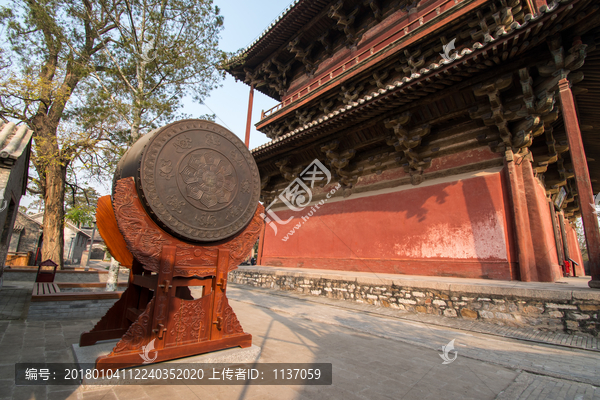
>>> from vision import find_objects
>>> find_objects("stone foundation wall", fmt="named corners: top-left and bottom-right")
top-left (27, 298), bottom-right (119, 320)
top-left (229, 269), bottom-right (600, 337)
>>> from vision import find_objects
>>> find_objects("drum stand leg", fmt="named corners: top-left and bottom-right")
top-left (91, 246), bottom-right (251, 370)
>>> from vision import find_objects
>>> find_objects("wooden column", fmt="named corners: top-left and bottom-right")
top-left (522, 157), bottom-right (561, 281)
top-left (504, 152), bottom-right (536, 281)
top-left (549, 201), bottom-right (565, 267)
top-left (558, 211), bottom-right (571, 262)
top-left (558, 78), bottom-right (600, 288)
top-left (244, 85), bottom-right (254, 148)
top-left (256, 220), bottom-right (266, 266)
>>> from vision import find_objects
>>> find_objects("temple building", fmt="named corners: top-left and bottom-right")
top-left (224, 0), bottom-right (600, 286)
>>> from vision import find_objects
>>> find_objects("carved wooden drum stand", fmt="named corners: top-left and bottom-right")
top-left (79, 120), bottom-right (263, 370)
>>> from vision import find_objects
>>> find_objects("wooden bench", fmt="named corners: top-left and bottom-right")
top-left (32, 282), bottom-right (61, 296)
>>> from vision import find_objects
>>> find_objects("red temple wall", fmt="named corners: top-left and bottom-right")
top-left (261, 170), bottom-right (518, 280)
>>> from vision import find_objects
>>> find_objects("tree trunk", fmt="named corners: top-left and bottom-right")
top-left (41, 161), bottom-right (67, 267)
top-left (130, 95), bottom-right (143, 141)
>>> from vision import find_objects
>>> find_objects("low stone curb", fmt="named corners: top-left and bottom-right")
top-left (230, 267), bottom-right (600, 351)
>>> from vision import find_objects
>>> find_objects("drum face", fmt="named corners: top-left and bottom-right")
top-left (113, 120), bottom-right (260, 242)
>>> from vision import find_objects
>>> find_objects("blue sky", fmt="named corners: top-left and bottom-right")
top-left (183, 0), bottom-right (293, 150)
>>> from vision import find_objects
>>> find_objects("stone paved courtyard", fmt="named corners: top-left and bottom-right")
top-left (0, 286), bottom-right (29, 320)
top-left (0, 281), bottom-right (598, 400)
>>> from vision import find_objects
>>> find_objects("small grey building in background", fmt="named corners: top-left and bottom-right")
top-left (6, 211), bottom-right (42, 266)
top-left (28, 212), bottom-right (91, 266)
top-left (0, 122), bottom-right (33, 288)
top-left (81, 227), bottom-right (106, 260)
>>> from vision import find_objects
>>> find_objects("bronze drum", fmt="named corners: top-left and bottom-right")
top-left (113, 119), bottom-right (260, 242)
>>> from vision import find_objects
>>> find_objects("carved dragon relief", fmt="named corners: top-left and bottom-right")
top-left (114, 180), bottom-right (166, 272)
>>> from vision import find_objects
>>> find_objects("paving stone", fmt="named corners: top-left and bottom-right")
top-left (496, 372), bottom-right (600, 400)
top-left (82, 388), bottom-right (118, 400)
top-left (11, 385), bottom-right (47, 400)
top-left (228, 285), bottom-right (600, 386)
top-left (48, 390), bottom-right (80, 400)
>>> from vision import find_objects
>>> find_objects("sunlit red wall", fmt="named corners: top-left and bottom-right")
top-left (261, 171), bottom-right (519, 280)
